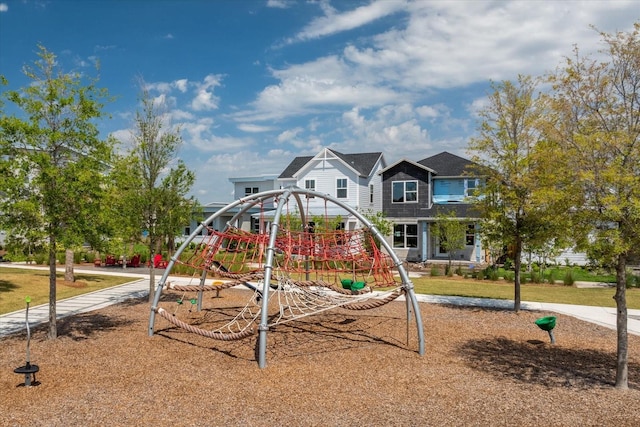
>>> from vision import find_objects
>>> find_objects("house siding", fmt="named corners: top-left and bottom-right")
top-left (381, 163), bottom-right (430, 217)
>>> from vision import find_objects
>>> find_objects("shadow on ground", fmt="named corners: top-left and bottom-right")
top-left (0, 279), bottom-right (18, 293)
top-left (457, 336), bottom-right (640, 390)
top-left (52, 312), bottom-right (136, 341)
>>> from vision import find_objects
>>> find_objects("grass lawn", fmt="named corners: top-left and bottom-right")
top-left (410, 276), bottom-right (640, 309)
top-left (0, 267), bottom-right (137, 314)
top-left (2, 266), bottom-right (639, 315)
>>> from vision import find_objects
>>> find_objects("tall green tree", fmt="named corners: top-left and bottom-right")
top-left (113, 82), bottom-right (196, 302)
top-left (0, 46), bottom-right (114, 338)
top-left (546, 23), bottom-right (640, 389)
top-left (468, 75), bottom-right (568, 312)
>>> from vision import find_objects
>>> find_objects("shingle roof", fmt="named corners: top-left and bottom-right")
top-left (418, 151), bottom-right (476, 176)
top-left (331, 150), bottom-right (383, 176)
top-left (278, 156), bottom-right (313, 179)
top-left (278, 149), bottom-right (383, 178)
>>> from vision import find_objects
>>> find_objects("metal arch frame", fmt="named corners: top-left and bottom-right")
top-left (148, 186), bottom-right (425, 368)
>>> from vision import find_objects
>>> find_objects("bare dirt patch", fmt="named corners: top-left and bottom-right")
top-left (60, 280), bottom-right (88, 289)
top-left (1, 289), bottom-right (639, 426)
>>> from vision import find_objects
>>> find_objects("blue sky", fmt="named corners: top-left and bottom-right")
top-left (1, 1), bottom-right (638, 203)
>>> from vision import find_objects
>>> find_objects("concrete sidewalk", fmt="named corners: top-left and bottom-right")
top-left (1, 264), bottom-right (640, 338)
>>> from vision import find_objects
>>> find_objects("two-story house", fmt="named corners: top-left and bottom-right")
top-left (275, 148), bottom-right (385, 231)
top-left (379, 151), bottom-right (484, 264)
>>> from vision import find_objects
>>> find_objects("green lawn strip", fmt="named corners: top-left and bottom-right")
top-left (0, 268), bottom-right (136, 314)
top-left (2, 267), bottom-right (639, 316)
top-left (411, 277), bottom-right (640, 309)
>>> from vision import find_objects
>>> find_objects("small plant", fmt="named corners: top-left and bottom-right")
top-left (430, 265), bottom-right (441, 277)
top-left (546, 271), bottom-right (556, 284)
top-left (454, 265), bottom-right (463, 276)
top-left (530, 271), bottom-right (542, 284)
top-left (485, 267), bottom-right (499, 281)
top-left (34, 253), bottom-right (47, 265)
top-left (563, 269), bottom-right (575, 286)
top-left (626, 270), bottom-right (639, 288)
top-left (503, 271), bottom-right (514, 282)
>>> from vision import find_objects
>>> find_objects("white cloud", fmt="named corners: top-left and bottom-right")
top-left (266, 0), bottom-right (293, 9)
top-left (291, 0), bottom-right (408, 43)
top-left (191, 74), bottom-right (222, 111)
top-left (235, 55), bottom-right (405, 122)
top-left (174, 79), bottom-right (188, 93)
top-left (341, 1), bottom-right (637, 90)
top-left (237, 123), bottom-right (277, 133)
top-left (0, 3), bottom-right (7, 12)
top-left (277, 127), bottom-right (304, 143)
top-left (340, 106), bottom-right (431, 162)
top-left (169, 109), bottom-right (194, 121)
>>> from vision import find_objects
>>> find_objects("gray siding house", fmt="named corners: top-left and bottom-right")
top-left (380, 151), bottom-right (484, 263)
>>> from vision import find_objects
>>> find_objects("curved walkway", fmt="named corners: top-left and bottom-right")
top-left (1, 264), bottom-right (639, 338)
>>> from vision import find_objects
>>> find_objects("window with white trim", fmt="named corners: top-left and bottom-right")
top-left (466, 224), bottom-right (475, 245)
top-left (393, 224), bottom-right (418, 248)
top-left (465, 179), bottom-right (478, 197)
top-left (336, 178), bottom-right (347, 198)
top-left (244, 187), bottom-right (259, 197)
top-left (392, 180), bottom-right (418, 203)
top-left (305, 179), bottom-right (316, 191)
top-left (369, 184), bottom-right (374, 204)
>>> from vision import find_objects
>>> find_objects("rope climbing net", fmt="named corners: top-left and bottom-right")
top-left (148, 187), bottom-right (425, 366)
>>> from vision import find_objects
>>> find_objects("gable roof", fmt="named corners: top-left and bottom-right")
top-left (418, 151), bottom-right (476, 177)
top-left (279, 148), bottom-right (383, 179)
top-left (378, 158), bottom-right (436, 175)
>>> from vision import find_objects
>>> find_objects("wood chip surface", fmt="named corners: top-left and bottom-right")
top-left (1, 289), bottom-right (639, 426)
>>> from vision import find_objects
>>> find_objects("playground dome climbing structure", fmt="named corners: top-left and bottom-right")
top-left (148, 187), bottom-right (425, 368)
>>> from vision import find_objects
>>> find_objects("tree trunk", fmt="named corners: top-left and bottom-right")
top-left (512, 237), bottom-right (522, 313)
top-left (149, 240), bottom-right (155, 303)
top-left (64, 248), bottom-right (75, 282)
top-left (614, 255), bottom-right (628, 390)
top-left (48, 235), bottom-right (57, 339)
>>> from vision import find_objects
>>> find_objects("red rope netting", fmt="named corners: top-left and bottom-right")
top-left (179, 226), bottom-right (398, 288)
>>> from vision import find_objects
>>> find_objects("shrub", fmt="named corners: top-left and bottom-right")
top-left (563, 269), bottom-right (575, 286)
top-left (503, 271), bottom-right (514, 282)
top-left (546, 271), bottom-right (556, 284)
top-left (85, 252), bottom-right (96, 263)
top-left (486, 268), bottom-right (499, 281)
top-left (430, 265), bottom-right (441, 277)
top-left (454, 265), bottom-right (463, 276)
top-left (34, 253), bottom-right (47, 265)
top-left (445, 265), bottom-right (453, 277)
top-left (626, 271), bottom-right (639, 288)
top-left (530, 271), bottom-right (542, 284)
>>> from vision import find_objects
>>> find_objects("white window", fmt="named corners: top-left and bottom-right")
top-left (393, 224), bottom-right (418, 248)
top-left (392, 181), bottom-right (418, 203)
top-left (336, 178), bottom-right (347, 198)
top-left (305, 179), bottom-right (316, 191)
top-left (369, 184), bottom-right (374, 204)
top-left (244, 187), bottom-right (259, 197)
top-left (466, 224), bottom-right (475, 245)
top-left (465, 179), bottom-right (478, 197)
